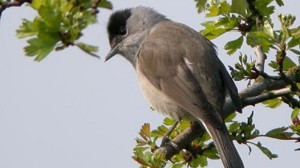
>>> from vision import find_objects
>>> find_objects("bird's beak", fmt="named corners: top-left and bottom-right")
top-left (105, 44), bottom-right (120, 62)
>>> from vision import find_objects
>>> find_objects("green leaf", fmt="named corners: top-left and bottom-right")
top-left (262, 98), bottom-right (282, 108)
top-left (255, 0), bottom-right (275, 16)
top-left (163, 117), bottom-right (175, 126)
top-left (269, 60), bottom-right (277, 70)
top-left (282, 56), bottom-right (297, 70)
top-left (31, 0), bottom-right (43, 9)
top-left (76, 42), bottom-right (100, 58)
top-left (288, 37), bottom-right (300, 48)
top-left (224, 36), bottom-right (243, 55)
top-left (139, 123), bottom-right (150, 140)
top-left (263, 20), bottom-right (275, 38)
top-left (275, 0), bottom-right (284, 6)
top-left (190, 156), bottom-right (207, 167)
top-left (225, 112), bottom-right (237, 122)
top-left (16, 19), bottom-right (39, 38)
top-left (203, 148), bottom-right (219, 159)
top-left (246, 31), bottom-right (274, 52)
top-left (291, 26), bottom-right (300, 39)
top-left (98, 0), bottom-right (113, 10)
top-left (228, 122), bottom-right (240, 133)
top-left (270, 56), bottom-right (297, 71)
top-left (219, 1), bottom-right (231, 15)
top-left (206, 1), bottom-right (230, 17)
top-left (206, 5), bottom-right (219, 17)
top-left (255, 142), bottom-right (278, 159)
top-left (196, 0), bottom-right (207, 13)
top-left (265, 127), bottom-right (292, 140)
top-left (291, 108), bottom-right (300, 120)
top-left (231, 0), bottom-right (249, 16)
top-left (201, 17), bottom-right (239, 39)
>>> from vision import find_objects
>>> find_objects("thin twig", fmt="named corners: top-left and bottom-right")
top-left (0, 0), bottom-right (32, 17)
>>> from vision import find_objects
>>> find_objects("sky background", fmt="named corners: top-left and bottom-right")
top-left (0, 0), bottom-right (299, 167)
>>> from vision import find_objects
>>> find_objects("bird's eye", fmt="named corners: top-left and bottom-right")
top-left (119, 26), bottom-right (127, 35)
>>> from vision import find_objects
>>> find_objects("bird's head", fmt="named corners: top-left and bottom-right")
top-left (105, 6), bottom-right (168, 64)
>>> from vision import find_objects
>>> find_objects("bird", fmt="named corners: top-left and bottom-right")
top-left (105, 6), bottom-right (244, 168)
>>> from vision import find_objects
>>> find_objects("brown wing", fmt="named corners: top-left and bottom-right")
top-left (136, 21), bottom-right (229, 128)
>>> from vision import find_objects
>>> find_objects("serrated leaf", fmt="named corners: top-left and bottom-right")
top-left (255, 142), bottom-right (278, 159)
top-left (139, 123), bottom-right (150, 140)
top-left (196, 0), bottom-right (207, 13)
top-left (201, 17), bottom-right (239, 39)
top-left (255, 0), bottom-right (275, 16)
top-left (16, 19), bottom-right (39, 38)
top-left (34, 45), bottom-right (55, 61)
top-left (246, 31), bottom-right (274, 52)
top-left (24, 31), bottom-right (59, 61)
top-left (290, 49), bottom-right (300, 55)
top-left (219, 1), bottom-right (231, 15)
top-left (136, 138), bottom-right (147, 146)
top-left (206, 5), bottom-right (219, 17)
top-left (224, 36), bottom-right (243, 55)
top-left (231, 0), bottom-right (249, 16)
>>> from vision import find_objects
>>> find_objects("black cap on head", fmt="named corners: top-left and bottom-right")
top-left (107, 9), bottom-right (132, 46)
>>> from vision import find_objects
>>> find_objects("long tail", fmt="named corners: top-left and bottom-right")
top-left (204, 123), bottom-right (244, 168)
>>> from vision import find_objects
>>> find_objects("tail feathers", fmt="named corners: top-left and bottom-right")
top-left (205, 123), bottom-right (244, 168)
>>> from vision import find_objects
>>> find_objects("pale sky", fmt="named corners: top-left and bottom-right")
top-left (0, 0), bottom-right (299, 168)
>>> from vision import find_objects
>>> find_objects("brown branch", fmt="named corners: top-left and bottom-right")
top-left (0, 0), bottom-right (32, 17)
top-left (158, 74), bottom-right (300, 159)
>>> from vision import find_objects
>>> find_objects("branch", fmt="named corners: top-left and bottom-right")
top-left (0, 0), bottom-right (32, 17)
top-left (254, 46), bottom-right (266, 72)
top-left (243, 87), bottom-right (291, 106)
top-left (158, 74), bottom-right (300, 159)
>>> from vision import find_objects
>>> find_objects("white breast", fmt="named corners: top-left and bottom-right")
top-left (136, 66), bottom-right (193, 120)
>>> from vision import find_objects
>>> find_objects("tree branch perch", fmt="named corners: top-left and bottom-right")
top-left (158, 74), bottom-right (300, 159)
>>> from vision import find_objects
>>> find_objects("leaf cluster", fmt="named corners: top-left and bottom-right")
top-left (16, 0), bottom-right (112, 61)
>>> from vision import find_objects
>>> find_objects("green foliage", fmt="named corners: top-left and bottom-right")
top-left (262, 98), bottom-right (282, 108)
top-left (198, 0), bottom-right (300, 60)
top-left (224, 36), bottom-right (243, 55)
top-left (133, 111), bottom-right (299, 167)
top-left (229, 54), bottom-right (255, 81)
top-left (16, 0), bottom-right (112, 61)
top-left (252, 142), bottom-right (278, 159)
